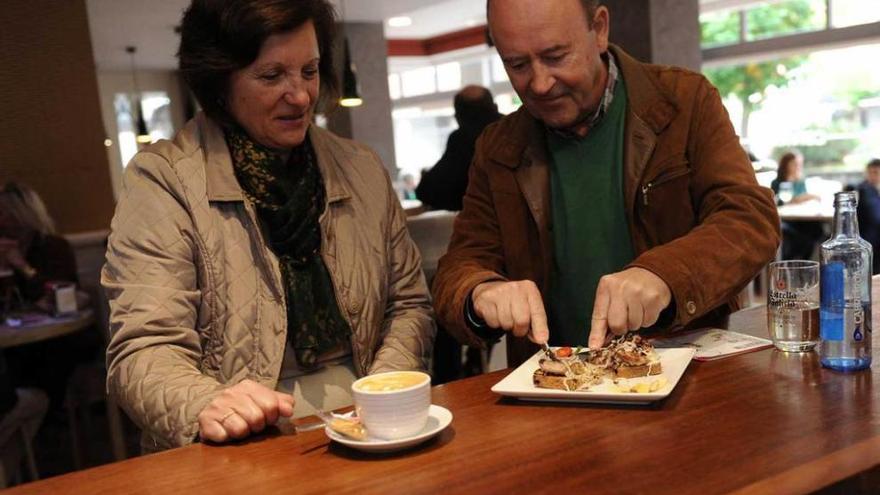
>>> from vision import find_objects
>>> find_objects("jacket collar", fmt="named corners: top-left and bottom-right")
top-left (198, 113), bottom-right (351, 204)
top-left (488, 44), bottom-right (678, 171)
top-left (611, 45), bottom-right (678, 135)
top-left (308, 125), bottom-right (354, 204)
top-left (199, 113), bottom-right (242, 202)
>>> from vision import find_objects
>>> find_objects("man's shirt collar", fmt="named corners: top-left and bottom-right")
top-left (549, 51), bottom-right (619, 139)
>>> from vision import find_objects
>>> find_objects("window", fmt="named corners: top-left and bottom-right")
top-left (436, 62), bottom-right (462, 92)
top-left (388, 46), bottom-right (516, 185)
top-left (705, 44), bottom-right (880, 173)
top-left (459, 59), bottom-right (484, 87)
top-left (388, 73), bottom-right (401, 100)
top-left (491, 54), bottom-right (508, 83)
top-left (745, 0), bottom-right (826, 41)
top-left (700, 10), bottom-right (740, 48)
top-left (700, 0), bottom-right (833, 47)
top-left (114, 91), bottom-right (173, 167)
top-left (401, 67), bottom-right (437, 97)
top-left (494, 92), bottom-right (522, 115)
top-left (392, 106), bottom-right (456, 182)
top-left (831, 0), bottom-right (880, 28)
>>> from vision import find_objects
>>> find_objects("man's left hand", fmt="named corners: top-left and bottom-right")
top-left (587, 268), bottom-right (672, 350)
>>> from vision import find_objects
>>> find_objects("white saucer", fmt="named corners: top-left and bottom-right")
top-left (325, 404), bottom-right (452, 453)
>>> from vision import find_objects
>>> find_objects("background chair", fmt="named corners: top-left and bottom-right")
top-left (0, 388), bottom-right (48, 488)
top-left (405, 210), bottom-right (458, 283)
top-left (64, 233), bottom-right (127, 468)
top-left (406, 211), bottom-right (490, 382)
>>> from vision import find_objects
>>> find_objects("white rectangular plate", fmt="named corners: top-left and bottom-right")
top-left (491, 347), bottom-right (697, 405)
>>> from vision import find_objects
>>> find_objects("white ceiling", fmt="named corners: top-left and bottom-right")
top-left (86, 0), bottom-right (487, 71)
top-left (86, 0), bottom-right (738, 71)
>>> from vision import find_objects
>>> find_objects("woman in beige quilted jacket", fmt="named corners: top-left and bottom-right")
top-left (101, 0), bottom-right (435, 452)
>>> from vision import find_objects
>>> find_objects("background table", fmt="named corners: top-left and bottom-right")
top-left (7, 285), bottom-right (879, 494)
top-left (778, 201), bottom-right (834, 223)
top-left (0, 309), bottom-right (94, 349)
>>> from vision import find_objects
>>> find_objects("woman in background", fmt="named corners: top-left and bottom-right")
top-left (771, 151), bottom-right (824, 259)
top-left (771, 151), bottom-right (820, 205)
top-left (0, 184), bottom-right (77, 304)
top-left (102, 0), bottom-right (434, 452)
top-left (0, 184), bottom-right (99, 410)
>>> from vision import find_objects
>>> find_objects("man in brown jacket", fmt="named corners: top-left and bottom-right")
top-left (433, 0), bottom-right (780, 366)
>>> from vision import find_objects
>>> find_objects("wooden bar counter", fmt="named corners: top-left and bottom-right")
top-left (8, 281), bottom-right (880, 494)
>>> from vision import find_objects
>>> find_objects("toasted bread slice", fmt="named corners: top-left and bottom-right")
top-left (615, 361), bottom-right (662, 379)
top-left (533, 369), bottom-right (590, 391)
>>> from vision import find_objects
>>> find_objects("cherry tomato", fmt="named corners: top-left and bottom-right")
top-left (556, 346), bottom-right (573, 358)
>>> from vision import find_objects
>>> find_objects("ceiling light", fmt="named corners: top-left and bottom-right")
top-left (388, 16), bottom-right (412, 28)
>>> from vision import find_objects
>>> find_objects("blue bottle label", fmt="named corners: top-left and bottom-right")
top-left (820, 262), bottom-right (845, 341)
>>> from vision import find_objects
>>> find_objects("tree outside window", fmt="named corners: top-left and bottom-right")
top-left (700, 1), bottom-right (880, 174)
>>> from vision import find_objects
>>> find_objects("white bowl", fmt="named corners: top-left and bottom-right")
top-left (352, 371), bottom-right (431, 440)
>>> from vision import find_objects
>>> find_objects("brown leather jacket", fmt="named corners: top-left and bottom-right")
top-left (433, 46), bottom-right (780, 367)
top-left (103, 114), bottom-right (435, 451)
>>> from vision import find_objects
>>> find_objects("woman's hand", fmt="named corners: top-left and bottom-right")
top-left (789, 193), bottom-right (821, 204)
top-left (197, 379), bottom-right (295, 443)
top-left (0, 238), bottom-right (26, 271)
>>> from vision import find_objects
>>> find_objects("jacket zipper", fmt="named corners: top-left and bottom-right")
top-left (318, 212), bottom-right (363, 377)
top-left (322, 249), bottom-right (361, 375)
top-left (641, 167), bottom-right (691, 206)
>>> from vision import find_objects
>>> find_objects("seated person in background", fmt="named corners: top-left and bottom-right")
top-left (771, 151), bottom-right (824, 259)
top-left (770, 151), bottom-right (820, 205)
top-left (0, 184), bottom-right (78, 304)
top-left (432, 0), bottom-right (780, 366)
top-left (416, 85), bottom-right (502, 211)
top-left (103, 0), bottom-right (434, 452)
top-left (416, 86), bottom-right (503, 382)
top-left (856, 159), bottom-right (880, 274)
top-left (0, 184), bottom-right (100, 410)
top-left (400, 173), bottom-right (418, 200)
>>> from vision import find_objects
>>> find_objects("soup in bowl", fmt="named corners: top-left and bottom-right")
top-left (352, 371), bottom-right (431, 440)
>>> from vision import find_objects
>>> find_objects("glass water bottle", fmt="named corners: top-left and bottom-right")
top-left (819, 191), bottom-right (872, 371)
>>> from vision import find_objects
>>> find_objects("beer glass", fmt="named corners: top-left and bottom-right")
top-left (767, 260), bottom-right (820, 352)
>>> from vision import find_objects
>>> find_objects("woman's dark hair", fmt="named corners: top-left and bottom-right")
top-left (776, 151), bottom-right (802, 182)
top-left (178, 0), bottom-right (339, 125)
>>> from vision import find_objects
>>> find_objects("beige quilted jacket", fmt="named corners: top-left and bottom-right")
top-left (102, 113), bottom-right (435, 452)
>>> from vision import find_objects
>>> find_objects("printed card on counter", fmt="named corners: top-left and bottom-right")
top-left (651, 328), bottom-right (774, 361)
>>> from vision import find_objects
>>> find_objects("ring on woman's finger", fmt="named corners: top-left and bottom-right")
top-left (219, 410), bottom-right (237, 423)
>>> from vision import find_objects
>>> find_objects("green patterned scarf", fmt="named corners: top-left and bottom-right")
top-left (225, 127), bottom-right (351, 370)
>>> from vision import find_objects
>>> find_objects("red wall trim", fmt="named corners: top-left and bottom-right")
top-left (388, 25), bottom-right (489, 57)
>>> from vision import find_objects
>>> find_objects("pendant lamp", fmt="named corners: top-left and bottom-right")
top-left (126, 46), bottom-right (152, 144)
top-left (338, 0), bottom-right (363, 108)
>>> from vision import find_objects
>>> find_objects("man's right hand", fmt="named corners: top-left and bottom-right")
top-left (197, 379), bottom-right (295, 443)
top-left (471, 280), bottom-right (549, 343)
